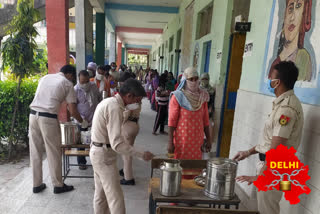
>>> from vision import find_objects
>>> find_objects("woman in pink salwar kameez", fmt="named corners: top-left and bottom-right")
top-left (168, 67), bottom-right (212, 178)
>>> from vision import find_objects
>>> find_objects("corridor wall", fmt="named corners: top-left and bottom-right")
top-left (229, 0), bottom-right (320, 213)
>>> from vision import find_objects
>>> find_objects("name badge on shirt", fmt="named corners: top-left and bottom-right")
top-left (279, 115), bottom-right (290, 126)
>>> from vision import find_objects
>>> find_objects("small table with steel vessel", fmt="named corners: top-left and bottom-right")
top-left (148, 177), bottom-right (241, 214)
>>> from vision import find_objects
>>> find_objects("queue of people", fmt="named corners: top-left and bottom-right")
top-left (28, 61), bottom-right (155, 214)
top-left (27, 60), bottom-right (303, 214)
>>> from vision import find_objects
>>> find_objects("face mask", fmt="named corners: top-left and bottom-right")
top-left (96, 73), bottom-right (103, 80)
top-left (186, 80), bottom-right (200, 92)
top-left (111, 66), bottom-right (116, 70)
top-left (267, 79), bottom-right (279, 94)
top-left (79, 83), bottom-right (90, 92)
top-left (88, 70), bottom-right (94, 78)
top-left (201, 79), bottom-right (209, 87)
top-left (126, 103), bottom-right (140, 110)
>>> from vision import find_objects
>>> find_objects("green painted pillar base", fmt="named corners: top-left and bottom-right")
top-left (96, 13), bottom-right (105, 65)
top-left (121, 48), bottom-right (125, 65)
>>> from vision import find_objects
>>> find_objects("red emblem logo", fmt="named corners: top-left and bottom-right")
top-left (279, 115), bottom-right (290, 126)
top-left (253, 144), bottom-right (311, 204)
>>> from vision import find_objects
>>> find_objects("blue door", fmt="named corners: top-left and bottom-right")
top-left (176, 52), bottom-right (180, 80)
top-left (204, 41), bottom-right (212, 73)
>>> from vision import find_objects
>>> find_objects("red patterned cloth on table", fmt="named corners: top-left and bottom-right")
top-left (168, 94), bottom-right (209, 160)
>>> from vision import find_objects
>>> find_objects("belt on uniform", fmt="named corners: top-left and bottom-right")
top-left (30, 110), bottom-right (57, 119)
top-left (92, 142), bottom-right (111, 148)
top-left (128, 117), bottom-right (139, 123)
top-left (259, 153), bottom-right (266, 161)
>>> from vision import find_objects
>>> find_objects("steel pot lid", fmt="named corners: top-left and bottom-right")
top-left (208, 158), bottom-right (238, 167)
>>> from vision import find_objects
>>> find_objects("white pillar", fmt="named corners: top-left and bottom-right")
top-left (109, 32), bottom-right (116, 63)
top-left (76, 0), bottom-right (93, 71)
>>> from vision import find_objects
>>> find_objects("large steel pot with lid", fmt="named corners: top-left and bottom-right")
top-left (204, 157), bottom-right (238, 200)
top-left (159, 159), bottom-right (182, 197)
top-left (60, 122), bottom-right (79, 145)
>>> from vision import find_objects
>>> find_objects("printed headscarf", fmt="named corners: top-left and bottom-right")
top-left (171, 67), bottom-right (209, 111)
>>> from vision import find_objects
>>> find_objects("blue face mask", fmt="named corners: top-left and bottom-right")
top-left (267, 79), bottom-right (279, 94)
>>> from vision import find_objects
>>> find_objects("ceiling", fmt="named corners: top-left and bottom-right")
top-left (118, 32), bottom-right (161, 46)
top-left (104, 0), bottom-right (182, 50)
top-left (109, 10), bottom-right (172, 29)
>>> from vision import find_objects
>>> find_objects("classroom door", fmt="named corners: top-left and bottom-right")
top-left (219, 33), bottom-right (246, 158)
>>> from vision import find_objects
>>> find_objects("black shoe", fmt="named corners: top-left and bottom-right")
top-left (120, 178), bottom-right (135, 186)
top-left (33, 183), bottom-right (46, 193)
top-left (79, 165), bottom-right (87, 170)
top-left (53, 184), bottom-right (74, 194)
top-left (119, 169), bottom-right (124, 177)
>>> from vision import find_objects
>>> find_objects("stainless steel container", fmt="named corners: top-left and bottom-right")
top-left (60, 122), bottom-right (79, 145)
top-left (204, 158), bottom-right (238, 200)
top-left (159, 159), bottom-right (182, 197)
top-left (102, 91), bottom-right (108, 99)
top-left (202, 151), bottom-right (216, 160)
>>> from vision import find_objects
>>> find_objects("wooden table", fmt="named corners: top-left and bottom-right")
top-left (149, 178), bottom-right (241, 214)
top-left (61, 144), bottom-right (93, 180)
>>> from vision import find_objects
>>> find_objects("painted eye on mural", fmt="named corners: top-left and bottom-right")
top-left (295, 2), bottom-right (302, 9)
top-left (288, 5), bottom-right (294, 13)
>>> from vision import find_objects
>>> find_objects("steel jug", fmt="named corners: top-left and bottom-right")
top-left (159, 159), bottom-right (182, 197)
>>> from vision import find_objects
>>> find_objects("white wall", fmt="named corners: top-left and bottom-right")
top-left (230, 89), bottom-right (320, 214)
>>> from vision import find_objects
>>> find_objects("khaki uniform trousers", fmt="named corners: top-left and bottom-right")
top-left (28, 114), bottom-right (63, 187)
top-left (256, 161), bottom-right (283, 214)
top-left (90, 145), bottom-right (125, 214)
top-left (121, 121), bottom-right (140, 180)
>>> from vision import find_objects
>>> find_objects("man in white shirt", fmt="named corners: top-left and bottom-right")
top-left (29, 65), bottom-right (88, 194)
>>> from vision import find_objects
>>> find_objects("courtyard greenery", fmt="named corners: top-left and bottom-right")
top-left (1, 0), bottom-right (40, 159)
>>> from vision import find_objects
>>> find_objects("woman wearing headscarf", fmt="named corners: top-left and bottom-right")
top-left (168, 67), bottom-right (212, 171)
top-left (200, 73), bottom-right (215, 120)
top-left (166, 72), bottom-right (176, 92)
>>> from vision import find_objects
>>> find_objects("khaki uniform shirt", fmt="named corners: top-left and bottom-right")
top-left (255, 90), bottom-right (304, 154)
top-left (123, 103), bottom-right (142, 122)
top-left (30, 73), bottom-right (76, 114)
top-left (91, 94), bottom-right (144, 158)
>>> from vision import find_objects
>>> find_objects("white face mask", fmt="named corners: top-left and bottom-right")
top-left (111, 66), bottom-right (116, 70)
top-left (126, 103), bottom-right (140, 110)
top-left (96, 73), bottom-right (103, 80)
top-left (79, 83), bottom-right (90, 92)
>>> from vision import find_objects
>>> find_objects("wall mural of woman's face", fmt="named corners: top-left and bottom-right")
top-left (284, 0), bottom-right (304, 43)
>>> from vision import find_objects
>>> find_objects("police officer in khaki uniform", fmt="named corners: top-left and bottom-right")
top-left (233, 61), bottom-right (304, 214)
top-left (90, 78), bottom-right (154, 214)
top-left (29, 65), bottom-right (89, 194)
top-left (118, 72), bottom-right (142, 185)
top-left (119, 102), bottom-right (141, 185)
